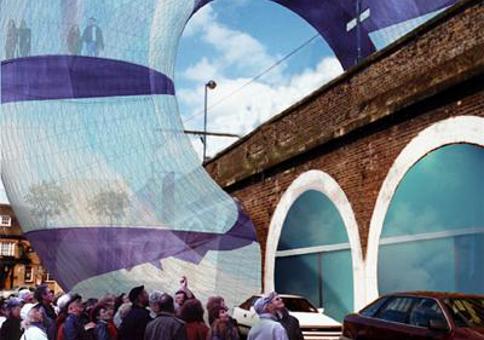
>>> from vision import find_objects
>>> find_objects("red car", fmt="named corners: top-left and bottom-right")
top-left (341, 292), bottom-right (484, 339)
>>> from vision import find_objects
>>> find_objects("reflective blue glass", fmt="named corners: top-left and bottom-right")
top-left (275, 190), bottom-right (353, 321)
top-left (278, 190), bottom-right (348, 250)
top-left (379, 144), bottom-right (484, 295)
top-left (321, 250), bottom-right (353, 321)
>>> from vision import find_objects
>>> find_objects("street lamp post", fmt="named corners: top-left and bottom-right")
top-left (203, 80), bottom-right (217, 162)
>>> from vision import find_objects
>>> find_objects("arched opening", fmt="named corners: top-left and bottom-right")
top-left (367, 116), bottom-right (484, 301)
top-left (378, 143), bottom-right (484, 294)
top-left (265, 170), bottom-right (364, 321)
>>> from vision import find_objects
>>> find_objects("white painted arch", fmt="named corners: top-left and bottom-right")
top-left (366, 115), bottom-right (484, 302)
top-left (264, 169), bottom-right (366, 311)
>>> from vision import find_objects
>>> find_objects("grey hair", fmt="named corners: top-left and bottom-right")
top-left (149, 290), bottom-right (164, 305)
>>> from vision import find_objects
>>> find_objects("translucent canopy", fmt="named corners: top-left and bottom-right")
top-left (0, 0), bottom-right (261, 304)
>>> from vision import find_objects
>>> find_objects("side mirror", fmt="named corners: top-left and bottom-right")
top-left (317, 308), bottom-right (325, 314)
top-left (429, 319), bottom-right (449, 332)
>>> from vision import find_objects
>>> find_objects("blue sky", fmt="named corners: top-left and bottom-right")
top-left (175, 0), bottom-right (343, 160)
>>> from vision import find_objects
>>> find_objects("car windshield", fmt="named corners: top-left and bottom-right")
top-left (282, 297), bottom-right (318, 313)
top-left (443, 297), bottom-right (484, 328)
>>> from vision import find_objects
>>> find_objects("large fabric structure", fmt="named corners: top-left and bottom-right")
top-left (0, 0), bottom-right (456, 303)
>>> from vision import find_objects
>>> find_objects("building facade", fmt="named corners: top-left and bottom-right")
top-left (0, 204), bottom-right (61, 295)
top-left (206, 0), bottom-right (483, 321)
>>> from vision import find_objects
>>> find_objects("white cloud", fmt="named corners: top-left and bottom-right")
top-left (180, 56), bottom-right (343, 159)
top-left (178, 3), bottom-right (343, 161)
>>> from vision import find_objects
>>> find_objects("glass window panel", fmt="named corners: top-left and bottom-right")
top-left (275, 254), bottom-right (320, 308)
top-left (409, 298), bottom-right (446, 328)
top-left (278, 190), bottom-right (348, 250)
top-left (375, 296), bottom-right (416, 324)
top-left (379, 238), bottom-right (456, 294)
top-left (321, 250), bottom-right (353, 321)
top-left (379, 144), bottom-right (484, 295)
top-left (382, 144), bottom-right (484, 238)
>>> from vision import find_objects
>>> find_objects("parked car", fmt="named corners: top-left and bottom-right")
top-left (232, 294), bottom-right (342, 339)
top-left (340, 291), bottom-right (484, 340)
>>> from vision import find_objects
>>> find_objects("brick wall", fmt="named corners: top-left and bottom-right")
top-left (205, 0), bottom-right (484, 275)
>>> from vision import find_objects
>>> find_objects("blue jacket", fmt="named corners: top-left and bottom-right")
top-left (247, 313), bottom-right (289, 340)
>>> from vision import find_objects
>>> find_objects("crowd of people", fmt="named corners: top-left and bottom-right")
top-left (0, 277), bottom-right (303, 340)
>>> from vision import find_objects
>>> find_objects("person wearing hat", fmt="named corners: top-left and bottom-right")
top-left (119, 285), bottom-right (151, 340)
top-left (18, 289), bottom-right (34, 305)
top-left (0, 297), bottom-right (23, 340)
top-left (247, 292), bottom-right (289, 340)
top-left (63, 294), bottom-right (95, 340)
top-left (20, 303), bottom-right (48, 340)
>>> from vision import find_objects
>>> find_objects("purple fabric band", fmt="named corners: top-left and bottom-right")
top-left (1, 55), bottom-right (175, 103)
top-left (24, 207), bottom-right (258, 290)
top-left (193, 0), bottom-right (456, 69)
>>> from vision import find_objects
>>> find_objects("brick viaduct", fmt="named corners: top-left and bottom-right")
top-left (205, 0), bottom-right (484, 306)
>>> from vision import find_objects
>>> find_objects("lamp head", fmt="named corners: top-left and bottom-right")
top-left (206, 80), bottom-right (217, 90)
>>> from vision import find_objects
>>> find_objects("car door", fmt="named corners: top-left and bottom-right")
top-left (406, 298), bottom-right (451, 339)
top-left (364, 296), bottom-right (417, 340)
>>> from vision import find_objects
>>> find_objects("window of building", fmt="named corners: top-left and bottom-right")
top-left (0, 242), bottom-right (16, 256)
top-left (24, 265), bottom-right (34, 282)
top-left (0, 215), bottom-right (11, 227)
top-left (378, 144), bottom-right (484, 295)
top-left (43, 271), bottom-right (55, 282)
top-left (275, 190), bottom-right (353, 321)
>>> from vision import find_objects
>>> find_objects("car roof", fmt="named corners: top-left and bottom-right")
top-left (382, 291), bottom-right (484, 300)
top-left (253, 294), bottom-right (305, 299)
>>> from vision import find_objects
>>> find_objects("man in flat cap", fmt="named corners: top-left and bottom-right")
top-left (248, 292), bottom-right (289, 340)
top-left (119, 285), bottom-right (151, 340)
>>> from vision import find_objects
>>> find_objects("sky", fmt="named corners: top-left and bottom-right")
top-left (176, 0), bottom-right (343, 161)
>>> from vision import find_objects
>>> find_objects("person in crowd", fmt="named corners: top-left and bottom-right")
top-left (63, 294), bottom-right (95, 340)
top-left (174, 276), bottom-right (195, 314)
top-left (34, 284), bottom-right (57, 340)
top-left (5, 19), bottom-right (17, 59)
top-left (144, 292), bottom-right (187, 340)
top-left (178, 299), bottom-right (208, 340)
top-left (247, 292), bottom-right (289, 340)
top-left (113, 302), bottom-right (131, 329)
top-left (56, 293), bottom-right (72, 340)
top-left (20, 304), bottom-right (48, 340)
top-left (0, 297), bottom-right (23, 340)
top-left (17, 20), bottom-right (31, 57)
top-left (91, 303), bottom-right (114, 340)
top-left (206, 295), bottom-right (239, 331)
top-left (206, 296), bottom-right (225, 326)
top-left (18, 289), bottom-right (35, 305)
top-left (114, 294), bottom-right (128, 315)
top-left (0, 298), bottom-right (7, 329)
top-left (207, 305), bottom-right (239, 340)
top-left (81, 299), bottom-right (98, 326)
top-left (118, 286), bottom-right (151, 340)
top-left (95, 295), bottom-right (117, 340)
top-left (274, 299), bottom-right (303, 340)
top-left (67, 24), bottom-right (82, 55)
top-left (82, 17), bottom-right (104, 56)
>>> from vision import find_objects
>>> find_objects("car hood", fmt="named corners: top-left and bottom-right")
top-left (289, 312), bottom-right (341, 327)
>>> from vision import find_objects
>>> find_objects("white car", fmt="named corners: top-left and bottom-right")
top-left (232, 294), bottom-right (342, 340)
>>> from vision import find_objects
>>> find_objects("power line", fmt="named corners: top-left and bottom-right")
top-left (182, 33), bottom-right (321, 124)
